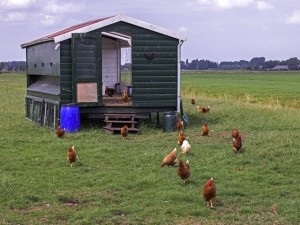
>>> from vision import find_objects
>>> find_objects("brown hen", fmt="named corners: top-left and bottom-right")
top-left (233, 135), bottom-right (242, 153)
top-left (160, 148), bottom-right (177, 167)
top-left (202, 177), bottom-right (216, 208)
top-left (55, 125), bottom-right (65, 138)
top-left (177, 118), bottom-right (184, 130)
top-left (121, 90), bottom-right (128, 103)
top-left (197, 106), bottom-right (210, 114)
top-left (232, 127), bottom-right (239, 140)
top-left (67, 145), bottom-right (78, 167)
top-left (120, 125), bottom-right (128, 139)
top-left (177, 159), bottom-right (190, 183)
top-left (177, 130), bottom-right (186, 146)
top-left (201, 122), bottom-right (209, 136)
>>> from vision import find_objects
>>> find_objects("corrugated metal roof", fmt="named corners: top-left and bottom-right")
top-left (21, 15), bottom-right (186, 48)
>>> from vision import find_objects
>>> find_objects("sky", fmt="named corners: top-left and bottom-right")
top-left (0, 0), bottom-right (300, 63)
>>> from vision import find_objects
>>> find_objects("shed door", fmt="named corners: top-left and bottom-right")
top-left (72, 33), bottom-right (102, 105)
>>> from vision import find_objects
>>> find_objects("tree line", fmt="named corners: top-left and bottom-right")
top-left (181, 57), bottom-right (300, 70)
top-left (1, 57), bottom-right (300, 72)
top-left (0, 61), bottom-right (26, 72)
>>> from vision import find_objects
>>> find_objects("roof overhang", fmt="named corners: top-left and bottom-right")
top-left (21, 15), bottom-right (187, 48)
top-left (102, 31), bottom-right (131, 47)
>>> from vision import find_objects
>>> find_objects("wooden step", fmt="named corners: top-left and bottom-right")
top-left (104, 120), bottom-right (137, 124)
top-left (103, 126), bottom-right (141, 134)
top-left (104, 113), bottom-right (135, 118)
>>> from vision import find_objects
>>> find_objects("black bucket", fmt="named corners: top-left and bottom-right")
top-left (162, 111), bottom-right (177, 132)
top-left (115, 83), bottom-right (121, 94)
top-left (127, 86), bottom-right (132, 97)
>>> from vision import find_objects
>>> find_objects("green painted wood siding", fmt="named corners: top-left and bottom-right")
top-left (58, 21), bottom-right (179, 108)
top-left (95, 22), bottom-right (179, 108)
top-left (131, 26), bottom-right (178, 107)
top-left (60, 40), bottom-right (73, 104)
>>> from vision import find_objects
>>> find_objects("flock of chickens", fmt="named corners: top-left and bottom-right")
top-left (159, 98), bottom-right (243, 208)
top-left (55, 97), bottom-right (243, 209)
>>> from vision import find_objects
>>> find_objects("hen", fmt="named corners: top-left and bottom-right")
top-left (201, 122), bottom-right (209, 136)
top-left (177, 159), bottom-right (190, 183)
top-left (67, 145), bottom-right (78, 167)
top-left (177, 130), bottom-right (186, 146)
top-left (160, 148), bottom-right (178, 167)
top-left (120, 125), bottom-right (128, 139)
top-left (55, 125), bottom-right (65, 138)
top-left (105, 87), bottom-right (115, 97)
top-left (232, 127), bottom-right (239, 140)
top-left (233, 135), bottom-right (242, 153)
top-left (177, 117), bottom-right (184, 130)
top-left (191, 99), bottom-right (195, 105)
top-left (121, 90), bottom-right (128, 103)
top-left (197, 106), bottom-right (210, 114)
top-left (181, 140), bottom-right (191, 155)
top-left (202, 177), bottom-right (216, 208)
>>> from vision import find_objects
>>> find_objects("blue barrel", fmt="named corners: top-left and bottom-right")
top-left (60, 105), bottom-right (80, 133)
top-left (162, 111), bottom-right (177, 132)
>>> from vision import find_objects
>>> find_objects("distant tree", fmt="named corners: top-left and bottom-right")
top-left (287, 57), bottom-right (299, 70)
top-left (263, 60), bottom-right (280, 70)
top-left (250, 57), bottom-right (265, 68)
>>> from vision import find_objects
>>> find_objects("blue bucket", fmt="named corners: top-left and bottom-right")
top-left (162, 111), bottom-right (177, 132)
top-left (60, 105), bottom-right (80, 133)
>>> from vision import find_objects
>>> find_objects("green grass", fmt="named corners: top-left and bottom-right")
top-left (0, 72), bottom-right (300, 224)
top-left (181, 70), bottom-right (300, 108)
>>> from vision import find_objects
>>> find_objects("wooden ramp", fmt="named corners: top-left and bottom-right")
top-left (103, 113), bottom-right (143, 134)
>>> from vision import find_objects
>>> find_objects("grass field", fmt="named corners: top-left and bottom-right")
top-left (181, 70), bottom-right (300, 109)
top-left (0, 71), bottom-right (300, 224)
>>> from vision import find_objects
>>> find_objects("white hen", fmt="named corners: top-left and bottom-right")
top-left (181, 140), bottom-right (191, 155)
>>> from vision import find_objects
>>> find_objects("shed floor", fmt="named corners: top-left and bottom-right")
top-left (102, 95), bottom-right (132, 107)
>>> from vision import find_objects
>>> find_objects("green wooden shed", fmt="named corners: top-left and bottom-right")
top-left (21, 15), bottom-right (186, 131)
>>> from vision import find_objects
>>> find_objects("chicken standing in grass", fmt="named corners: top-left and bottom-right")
top-left (120, 125), bottom-right (128, 139)
top-left (177, 130), bottom-right (186, 146)
top-left (197, 106), bottom-right (210, 114)
top-left (67, 146), bottom-right (78, 167)
top-left (55, 125), bottom-right (65, 138)
top-left (177, 159), bottom-right (190, 183)
top-left (201, 122), bottom-right (209, 136)
top-left (181, 140), bottom-right (191, 155)
top-left (233, 135), bottom-right (242, 153)
top-left (232, 127), bottom-right (239, 140)
top-left (202, 177), bottom-right (216, 208)
top-left (177, 117), bottom-right (184, 130)
top-left (160, 148), bottom-right (178, 167)
top-left (191, 99), bottom-right (195, 105)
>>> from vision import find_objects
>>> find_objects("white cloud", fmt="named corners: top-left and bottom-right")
top-left (0, 0), bottom-right (36, 9)
top-left (216, 0), bottom-right (254, 9)
top-left (40, 14), bottom-right (57, 27)
top-left (256, 1), bottom-right (273, 11)
top-left (0, 11), bottom-right (27, 22)
top-left (189, 0), bottom-right (254, 10)
top-left (45, 1), bottom-right (84, 14)
top-left (286, 10), bottom-right (300, 25)
top-left (178, 26), bottom-right (189, 34)
top-left (188, 0), bottom-right (276, 11)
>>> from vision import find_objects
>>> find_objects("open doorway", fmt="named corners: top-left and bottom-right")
top-left (121, 47), bottom-right (132, 95)
top-left (101, 32), bottom-right (132, 106)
